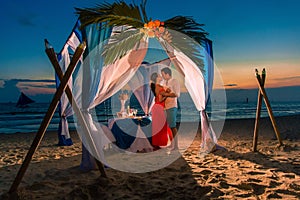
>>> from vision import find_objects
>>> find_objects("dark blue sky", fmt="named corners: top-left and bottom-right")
top-left (0, 0), bottom-right (299, 102)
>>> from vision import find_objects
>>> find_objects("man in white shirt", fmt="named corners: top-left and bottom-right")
top-left (161, 67), bottom-right (180, 150)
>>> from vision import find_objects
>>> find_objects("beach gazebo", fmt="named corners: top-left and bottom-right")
top-left (9, 0), bottom-right (218, 193)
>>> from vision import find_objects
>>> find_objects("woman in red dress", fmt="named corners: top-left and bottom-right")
top-left (150, 72), bottom-right (172, 150)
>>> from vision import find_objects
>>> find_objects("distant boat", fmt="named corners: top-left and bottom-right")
top-left (16, 92), bottom-right (35, 107)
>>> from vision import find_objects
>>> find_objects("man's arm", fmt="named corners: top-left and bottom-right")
top-left (163, 79), bottom-right (180, 98)
top-left (161, 87), bottom-right (178, 98)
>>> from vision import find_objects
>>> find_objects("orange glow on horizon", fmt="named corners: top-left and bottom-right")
top-left (215, 61), bottom-right (300, 89)
top-left (16, 81), bottom-right (56, 95)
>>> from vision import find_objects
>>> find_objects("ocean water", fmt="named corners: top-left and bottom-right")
top-left (0, 100), bottom-right (299, 134)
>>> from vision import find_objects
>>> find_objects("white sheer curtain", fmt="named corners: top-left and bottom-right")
top-left (158, 34), bottom-right (218, 153)
top-left (57, 30), bottom-right (82, 140)
top-left (174, 49), bottom-right (218, 152)
top-left (173, 49), bottom-right (206, 110)
top-left (81, 41), bottom-right (149, 160)
top-left (92, 44), bottom-right (147, 107)
top-left (77, 24), bottom-right (149, 166)
top-left (200, 39), bottom-right (218, 152)
top-left (78, 22), bottom-right (113, 170)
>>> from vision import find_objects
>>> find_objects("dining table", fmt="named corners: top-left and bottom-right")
top-left (108, 116), bottom-right (153, 152)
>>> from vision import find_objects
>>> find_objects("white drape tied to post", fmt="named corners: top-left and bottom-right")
top-left (159, 35), bottom-right (218, 152)
top-left (173, 49), bottom-right (218, 151)
top-left (56, 31), bottom-right (82, 139)
top-left (200, 39), bottom-right (218, 152)
top-left (200, 110), bottom-right (218, 152)
top-left (84, 41), bottom-right (149, 163)
top-left (77, 22), bottom-right (114, 170)
top-left (60, 115), bottom-right (70, 138)
top-left (77, 24), bottom-right (149, 165)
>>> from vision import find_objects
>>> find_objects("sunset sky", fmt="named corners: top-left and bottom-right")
top-left (0, 0), bottom-right (299, 102)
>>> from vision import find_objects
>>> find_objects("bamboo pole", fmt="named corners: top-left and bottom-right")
top-left (9, 41), bottom-right (86, 194)
top-left (255, 69), bottom-right (283, 147)
top-left (253, 69), bottom-right (266, 152)
top-left (44, 40), bottom-right (107, 177)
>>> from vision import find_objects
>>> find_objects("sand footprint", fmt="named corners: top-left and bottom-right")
top-left (247, 171), bottom-right (265, 175)
top-left (268, 180), bottom-right (283, 188)
top-left (289, 181), bottom-right (300, 191)
top-left (235, 182), bottom-right (267, 195)
top-left (199, 169), bottom-right (212, 175)
top-left (273, 188), bottom-right (300, 198)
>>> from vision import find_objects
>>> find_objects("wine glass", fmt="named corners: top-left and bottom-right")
top-left (133, 109), bottom-right (137, 117)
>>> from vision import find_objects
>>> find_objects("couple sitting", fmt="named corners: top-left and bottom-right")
top-left (150, 67), bottom-right (180, 151)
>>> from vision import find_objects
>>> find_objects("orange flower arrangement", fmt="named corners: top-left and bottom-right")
top-left (141, 20), bottom-right (172, 43)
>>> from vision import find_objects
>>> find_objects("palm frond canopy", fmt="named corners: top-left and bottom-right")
top-left (102, 29), bottom-right (144, 66)
top-left (164, 16), bottom-right (208, 44)
top-left (75, 0), bottom-right (147, 28)
top-left (75, 0), bottom-right (209, 69)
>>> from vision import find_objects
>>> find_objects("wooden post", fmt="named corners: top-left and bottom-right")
top-left (252, 68), bottom-right (283, 152)
top-left (44, 40), bottom-right (107, 178)
top-left (253, 69), bottom-right (266, 151)
top-left (9, 42), bottom-right (86, 194)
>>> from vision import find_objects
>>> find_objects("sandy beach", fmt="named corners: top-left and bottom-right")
top-left (1, 115), bottom-right (300, 199)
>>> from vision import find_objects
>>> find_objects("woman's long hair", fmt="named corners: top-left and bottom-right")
top-left (150, 72), bottom-right (158, 96)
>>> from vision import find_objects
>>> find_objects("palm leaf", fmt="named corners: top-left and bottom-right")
top-left (161, 29), bottom-right (205, 72)
top-left (75, 0), bottom-right (147, 29)
top-left (164, 16), bottom-right (208, 44)
top-left (162, 16), bottom-right (208, 72)
top-left (102, 29), bottom-right (144, 65)
top-left (140, 0), bottom-right (149, 23)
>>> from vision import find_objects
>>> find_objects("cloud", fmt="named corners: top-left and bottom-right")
top-left (0, 79), bottom-right (56, 102)
top-left (273, 76), bottom-right (300, 81)
top-left (16, 79), bottom-right (56, 95)
top-left (16, 13), bottom-right (38, 27)
top-left (224, 83), bottom-right (238, 87)
top-left (10, 79), bottom-right (55, 87)
top-left (17, 80), bottom-right (56, 89)
top-left (10, 79), bottom-right (55, 83)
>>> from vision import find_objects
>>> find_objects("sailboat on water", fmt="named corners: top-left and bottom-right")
top-left (16, 92), bottom-right (35, 107)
